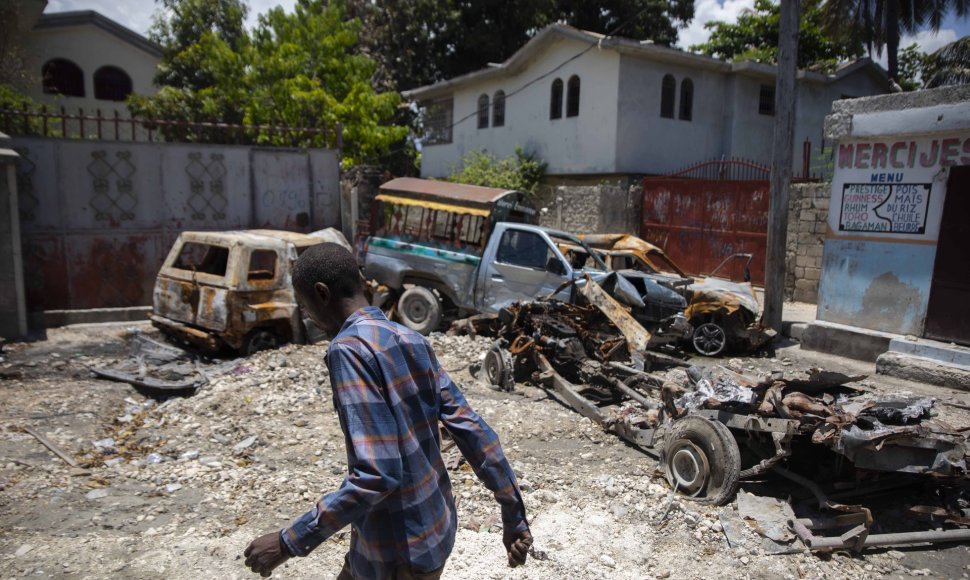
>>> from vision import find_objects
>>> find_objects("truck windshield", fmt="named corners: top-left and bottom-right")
top-left (549, 233), bottom-right (607, 272)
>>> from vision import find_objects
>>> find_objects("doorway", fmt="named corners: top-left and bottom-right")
top-left (924, 165), bottom-right (970, 345)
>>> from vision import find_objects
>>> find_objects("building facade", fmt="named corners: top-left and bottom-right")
top-left (18, 4), bottom-right (161, 118)
top-left (815, 86), bottom-right (970, 346)
top-left (406, 25), bottom-right (888, 180)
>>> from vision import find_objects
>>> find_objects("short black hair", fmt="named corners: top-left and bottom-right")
top-left (292, 243), bottom-right (363, 300)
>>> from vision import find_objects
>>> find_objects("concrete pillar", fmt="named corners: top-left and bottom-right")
top-left (0, 132), bottom-right (27, 339)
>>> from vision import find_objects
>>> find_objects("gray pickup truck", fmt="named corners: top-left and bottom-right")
top-left (361, 178), bottom-right (690, 342)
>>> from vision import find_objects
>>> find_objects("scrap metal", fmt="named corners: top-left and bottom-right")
top-left (474, 279), bottom-right (969, 552)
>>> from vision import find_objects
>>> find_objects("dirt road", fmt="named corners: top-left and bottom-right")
top-left (1, 324), bottom-right (968, 579)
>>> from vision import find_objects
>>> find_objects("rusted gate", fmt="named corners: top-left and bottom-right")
top-left (641, 159), bottom-right (770, 285)
top-left (13, 137), bottom-right (340, 311)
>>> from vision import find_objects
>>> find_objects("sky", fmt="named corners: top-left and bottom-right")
top-left (46, 0), bottom-right (970, 62)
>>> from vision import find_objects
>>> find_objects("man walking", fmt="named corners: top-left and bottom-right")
top-left (244, 243), bottom-right (532, 578)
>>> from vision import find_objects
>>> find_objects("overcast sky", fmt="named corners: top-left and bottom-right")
top-left (46, 0), bottom-right (968, 63)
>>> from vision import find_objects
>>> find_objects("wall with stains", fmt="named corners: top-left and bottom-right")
top-left (817, 87), bottom-right (970, 335)
top-left (12, 137), bottom-right (340, 311)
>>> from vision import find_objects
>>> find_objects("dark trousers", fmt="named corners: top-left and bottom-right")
top-left (336, 555), bottom-right (445, 580)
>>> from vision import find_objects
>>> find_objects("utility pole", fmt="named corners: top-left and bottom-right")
top-left (763, 0), bottom-right (800, 331)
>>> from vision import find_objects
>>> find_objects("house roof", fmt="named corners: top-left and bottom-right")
top-left (379, 177), bottom-right (520, 207)
top-left (403, 24), bottom-right (887, 101)
top-left (34, 10), bottom-right (163, 58)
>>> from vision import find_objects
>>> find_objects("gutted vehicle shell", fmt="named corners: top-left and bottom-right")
top-left (151, 229), bottom-right (342, 354)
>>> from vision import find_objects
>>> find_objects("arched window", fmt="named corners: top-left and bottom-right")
top-left (679, 78), bottom-right (694, 121)
top-left (566, 75), bottom-right (580, 117)
top-left (492, 90), bottom-right (505, 127)
top-left (660, 74), bottom-right (675, 118)
top-left (42, 58), bottom-right (84, 97)
top-left (94, 66), bottom-right (133, 101)
top-left (550, 78), bottom-right (563, 120)
top-left (477, 94), bottom-right (490, 129)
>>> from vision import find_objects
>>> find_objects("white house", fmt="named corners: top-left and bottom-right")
top-left (405, 24), bottom-right (889, 181)
top-left (18, 3), bottom-right (162, 118)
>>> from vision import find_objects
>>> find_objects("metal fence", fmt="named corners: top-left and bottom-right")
top-left (0, 106), bottom-right (342, 148)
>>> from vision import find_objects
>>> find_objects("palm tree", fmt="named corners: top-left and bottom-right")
top-left (823, 0), bottom-right (969, 80)
top-left (924, 35), bottom-right (970, 86)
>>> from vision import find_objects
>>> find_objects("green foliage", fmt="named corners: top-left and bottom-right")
top-left (923, 35), bottom-right (970, 87)
top-left (691, 0), bottom-right (865, 71)
top-left (0, 84), bottom-right (51, 135)
top-left (132, 0), bottom-right (406, 166)
top-left (448, 147), bottom-right (547, 195)
top-left (897, 43), bottom-right (929, 90)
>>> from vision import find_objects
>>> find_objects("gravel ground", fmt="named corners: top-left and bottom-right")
top-left (1, 323), bottom-right (969, 579)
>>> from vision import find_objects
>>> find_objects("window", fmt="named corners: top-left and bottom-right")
top-left (173, 243), bottom-right (229, 277)
top-left (94, 66), bottom-right (133, 101)
top-left (424, 98), bottom-right (453, 144)
top-left (247, 250), bottom-right (277, 281)
top-left (492, 90), bottom-right (505, 127)
top-left (660, 74), bottom-right (675, 118)
top-left (679, 78), bottom-right (694, 121)
top-left (566, 75), bottom-right (580, 118)
top-left (477, 94), bottom-right (490, 129)
top-left (42, 59), bottom-right (84, 97)
top-left (550, 78), bottom-right (563, 120)
top-left (496, 230), bottom-right (554, 270)
top-left (759, 84), bottom-right (775, 116)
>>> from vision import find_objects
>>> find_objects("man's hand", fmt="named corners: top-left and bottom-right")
top-left (244, 531), bottom-right (291, 577)
top-left (502, 526), bottom-right (533, 567)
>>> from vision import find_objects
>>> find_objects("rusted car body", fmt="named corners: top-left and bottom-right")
top-left (578, 234), bottom-right (775, 355)
top-left (477, 281), bottom-right (969, 551)
top-left (151, 229), bottom-right (341, 354)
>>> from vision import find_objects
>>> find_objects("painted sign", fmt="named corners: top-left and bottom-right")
top-left (838, 183), bottom-right (931, 234)
top-left (828, 134), bottom-right (969, 242)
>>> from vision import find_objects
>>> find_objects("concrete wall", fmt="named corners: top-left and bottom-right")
top-left (420, 36), bottom-right (622, 178)
top-left (24, 22), bottom-right (160, 118)
top-left (13, 137), bottom-right (340, 311)
top-left (816, 86), bottom-right (970, 335)
top-left (535, 180), bottom-right (641, 235)
top-left (785, 182), bottom-right (830, 303)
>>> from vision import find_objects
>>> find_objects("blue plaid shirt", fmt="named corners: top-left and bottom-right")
top-left (281, 307), bottom-right (528, 578)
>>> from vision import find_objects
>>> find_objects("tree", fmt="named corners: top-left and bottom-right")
top-left (823, 0), bottom-right (970, 80)
top-left (923, 35), bottom-right (970, 87)
top-left (691, 0), bottom-right (865, 71)
top-left (896, 42), bottom-right (929, 89)
top-left (447, 147), bottom-right (547, 195)
top-left (131, 0), bottom-right (406, 166)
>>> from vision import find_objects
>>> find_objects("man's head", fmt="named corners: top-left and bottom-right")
top-left (292, 243), bottom-right (366, 335)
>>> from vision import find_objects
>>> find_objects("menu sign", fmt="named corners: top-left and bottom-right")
top-left (838, 183), bottom-right (931, 234)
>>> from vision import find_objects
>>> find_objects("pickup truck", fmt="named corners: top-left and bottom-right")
top-left (363, 221), bottom-right (691, 344)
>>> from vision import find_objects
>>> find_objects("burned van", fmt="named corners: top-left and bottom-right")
top-left (151, 229), bottom-right (343, 354)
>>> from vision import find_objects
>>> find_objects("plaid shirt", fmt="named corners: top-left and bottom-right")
top-left (281, 307), bottom-right (528, 578)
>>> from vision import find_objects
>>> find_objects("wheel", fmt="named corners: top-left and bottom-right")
top-left (244, 329), bottom-right (279, 355)
top-left (661, 415), bottom-right (740, 506)
top-left (692, 321), bottom-right (727, 356)
top-left (483, 345), bottom-right (514, 392)
top-left (397, 286), bottom-right (442, 335)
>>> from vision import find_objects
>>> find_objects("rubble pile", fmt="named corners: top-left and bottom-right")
top-left (1, 325), bottom-right (969, 578)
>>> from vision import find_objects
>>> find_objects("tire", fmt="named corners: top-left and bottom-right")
top-left (483, 344), bottom-right (514, 392)
top-left (244, 329), bottom-right (279, 356)
top-left (692, 321), bottom-right (728, 357)
top-left (661, 415), bottom-right (741, 506)
top-left (397, 286), bottom-right (442, 335)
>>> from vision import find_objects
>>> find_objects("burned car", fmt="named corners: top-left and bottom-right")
top-left (474, 279), bottom-right (969, 551)
top-left (151, 229), bottom-right (345, 355)
top-left (578, 234), bottom-right (774, 356)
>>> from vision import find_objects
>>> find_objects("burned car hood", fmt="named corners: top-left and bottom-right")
top-left (598, 270), bottom-right (687, 311)
top-left (688, 277), bottom-right (760, 316)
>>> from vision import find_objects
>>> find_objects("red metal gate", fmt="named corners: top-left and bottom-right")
top-left (640, 160), bottom-right (770, 286)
